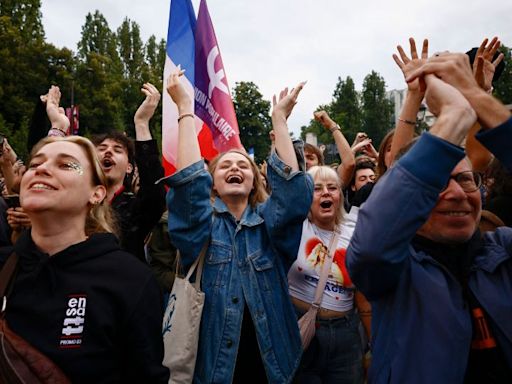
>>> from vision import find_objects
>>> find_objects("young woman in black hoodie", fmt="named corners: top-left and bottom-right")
top-left (3, 136), bottom-right (169, 383)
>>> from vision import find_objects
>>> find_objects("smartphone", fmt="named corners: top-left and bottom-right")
top-left (4, 194), bottom-right (20, 209)
top-left (292, 139), bottom-right (306, 172)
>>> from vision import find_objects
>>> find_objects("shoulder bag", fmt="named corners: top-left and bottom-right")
top-left (0, 252), bottom-right (71, 384)
top-left (162, 241), bottom-right (208, 384)
top-left (297, 228), bottom-right (340, 350)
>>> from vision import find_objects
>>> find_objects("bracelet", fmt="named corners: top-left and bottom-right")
top-left (329, 124), bottom-right (341, 133)
top-left (398, 117), bottom-right (416, 125)
top-left (178, 113), bottom-right (194, 123)
top-left (48, 128), bottom-right (66, 137)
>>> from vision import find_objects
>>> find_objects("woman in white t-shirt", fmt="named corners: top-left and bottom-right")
top-left (289, 165), bottom-right (369, 383)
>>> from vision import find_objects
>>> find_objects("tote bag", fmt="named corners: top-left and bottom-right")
top-left (162, 242), bottom-right (208, 384)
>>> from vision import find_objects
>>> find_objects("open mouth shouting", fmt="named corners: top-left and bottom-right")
top-left (101, 157), bottom-right (115, 171)
top-left (320, 200), bottom-right (333, 209)
top-left (226, 174), bottom-right (243, 184)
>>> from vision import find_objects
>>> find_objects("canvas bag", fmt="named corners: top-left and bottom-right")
top-left (297, 228), bottom-right (340, 350)
top-left (0, 253), bottom-right (71, 384)
top-left (162, 242), bottom-right (208, 384)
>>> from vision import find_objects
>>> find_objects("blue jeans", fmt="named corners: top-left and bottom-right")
top-left (294, 308), bottom-right (364, 384)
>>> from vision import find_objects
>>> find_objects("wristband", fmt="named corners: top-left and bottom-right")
top-left (329, 124), bottom-right (341, 133)
top-left (178, 113), bottom-right (194, 123)
top-left (398, 117), bottom-right (416, 125)
top-left (48, 128), bottom-right (66, 137)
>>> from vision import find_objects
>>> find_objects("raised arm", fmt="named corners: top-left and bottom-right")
top-left (166, 67), bottom-right (200, 171)
top-left (134, 83), bottom-right (160, 141)
top-left (271, 82), bottom-right (305, 172)
top-left (465, 37), bottom-right (505, 171)
top-left (390, 38), bottom-right (428, 163)
top-left (45, 86), bottom-right (70, 136)
top-left (314, 110), bottom-right (355, 187)
top-left (348, 70), bottom-right (477, 299)
top-left (407, 45), bottom-right (510, 129)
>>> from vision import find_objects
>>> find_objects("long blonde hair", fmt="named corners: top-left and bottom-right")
top-left (28, 136), bottom-right (118, 236)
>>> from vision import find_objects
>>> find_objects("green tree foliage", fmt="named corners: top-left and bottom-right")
top-left (361, 70), bottom-right (393, 146)
top-left (300, 76), bottom-right (362, 145)
top-left (494, 44), bottom-right (512, 105)
top-left (74, 11), bottom-right (125, 135)
top-left (331, 76), bottom-right (362, 144)
top-left (117, 18), bottom-right (146, 137)
top-left (232, 81), bottom-right (271, 164)
top-left (0, 0), bottom-right (49, 159)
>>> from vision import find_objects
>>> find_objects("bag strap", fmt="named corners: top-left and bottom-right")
top-left (173, 239), bottom-right (209, 291)
top-left (0, 252), bottom-right (18, 313)
top-left (186, 240), bottom-right (209, 290)
top-left (310, 228), bottom-right (340, 309)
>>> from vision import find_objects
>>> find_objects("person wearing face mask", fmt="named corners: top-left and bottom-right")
top-left (164, 68), bottom-right (313, 383)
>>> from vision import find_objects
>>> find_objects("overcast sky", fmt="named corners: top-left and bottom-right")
top-left (41, 0), bottom-right (512, 136)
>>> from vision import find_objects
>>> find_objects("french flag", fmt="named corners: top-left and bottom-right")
top-left (162, 0), bottom-right (243, 175)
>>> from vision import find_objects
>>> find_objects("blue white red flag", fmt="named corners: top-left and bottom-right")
top-left (162, 0), bottom-right (242, 175)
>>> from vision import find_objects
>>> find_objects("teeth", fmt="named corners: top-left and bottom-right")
top-left (32, 183), bottom-right (55, 190)
top-left (444, 211), bottom-right (467, 217)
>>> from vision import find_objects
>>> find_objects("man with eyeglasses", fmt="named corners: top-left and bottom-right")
top-left (347, 45), bottom-right (512, 383)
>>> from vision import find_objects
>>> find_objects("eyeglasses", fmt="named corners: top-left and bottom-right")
top-left (441, 171), bottom-right (483, 193)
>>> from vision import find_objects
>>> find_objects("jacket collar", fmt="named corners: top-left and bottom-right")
top-left (213, 197), bottom-right (264, 227)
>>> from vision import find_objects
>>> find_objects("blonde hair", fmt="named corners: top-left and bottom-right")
top-left (208, 150), bottom-right (268, 207)
top-left (29, 136), bottom-right (118, 236)
top-left (308, 165), bottom-right (346, 225)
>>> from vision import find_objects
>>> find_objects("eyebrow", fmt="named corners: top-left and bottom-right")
top-left (31, 153), bottom-right (82, 164)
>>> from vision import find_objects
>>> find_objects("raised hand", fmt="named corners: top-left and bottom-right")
top-left (46, 85), bottom-right (70, 133)
top-left (134, 83), bottom-right (161, 125)
top-left (393, 38), bottom-right (429, 94)
top-left (352, 138), bottom-right (373, 153)
top-left (351, 132), bottom-right (369, 148)
top-left (313, 110), bottom-right (337, 130)
top-left (166, 66), bottom-right (192, 114)
top-left (424, 74), bottom-right (476, 145)
top-left (472, 37), bottom-right (505, 93)
top-left (272, 82), bottom-right (306, 120)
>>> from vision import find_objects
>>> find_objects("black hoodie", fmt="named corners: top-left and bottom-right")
top-left (5, 231), bottom-right (169, 383)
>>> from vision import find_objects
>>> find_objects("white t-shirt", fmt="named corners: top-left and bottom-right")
top-left (288, 207), bottom-right (358, 312)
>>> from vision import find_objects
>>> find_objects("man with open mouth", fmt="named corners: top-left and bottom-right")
top-left (91, 83), bottom-right (165, 262)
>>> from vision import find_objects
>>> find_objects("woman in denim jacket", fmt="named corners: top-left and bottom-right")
top-left (165, 68), bottom-right (313, 383)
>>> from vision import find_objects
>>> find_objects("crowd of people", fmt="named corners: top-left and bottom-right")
top-left (0, 36), bottom-right (511, 384)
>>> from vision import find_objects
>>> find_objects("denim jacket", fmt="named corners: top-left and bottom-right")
top-left (165, 151), bottom-right (313, 383)
top-left (347, 120), bottom-right (512, 384)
